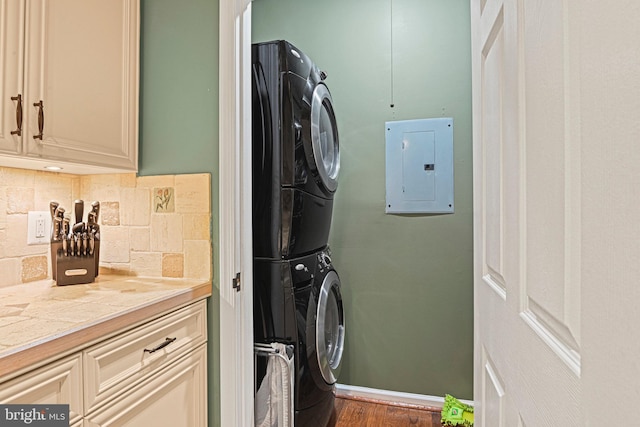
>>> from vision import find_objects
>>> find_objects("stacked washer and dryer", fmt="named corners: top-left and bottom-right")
top-left (252, 40), bottom-right (345, 427)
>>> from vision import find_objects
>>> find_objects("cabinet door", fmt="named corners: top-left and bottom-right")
top-left (85, 345), bottom-right (207, 427)
top-left (0, 353), bottom-right (83, 426)
top-left (23, 0), bottom-right (139, 171)
top-left (0, 0), bottom-right (25, 155)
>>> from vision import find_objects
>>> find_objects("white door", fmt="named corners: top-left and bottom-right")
top-left (472, 0), bottom-right (581, 424)
top-left (472, 1), bottom-right (640, 425)
top-left (219, 0), bottom-right (253, 426)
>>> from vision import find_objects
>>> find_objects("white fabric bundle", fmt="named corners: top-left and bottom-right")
top-left (255, 343), bottom-right (295, 427)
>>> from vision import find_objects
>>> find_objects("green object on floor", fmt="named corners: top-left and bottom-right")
top-left (441, 394), bottom-right (474, 427)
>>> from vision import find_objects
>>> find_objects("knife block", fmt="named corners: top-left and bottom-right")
top-left (51, 241), bottom-right (62, 280)
top-left (53, 240), bottom-right (100, 286)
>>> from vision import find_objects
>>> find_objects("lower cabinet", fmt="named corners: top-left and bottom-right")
top-left (85, 345), bottom-right (207, 426)
top-left (0, 300), bottom-right (207, 427)
top-left (0, 353), bottom-right (84, 425)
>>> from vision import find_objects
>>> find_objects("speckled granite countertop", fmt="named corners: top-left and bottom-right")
top-left (0, 275), bottom-right (211, 381)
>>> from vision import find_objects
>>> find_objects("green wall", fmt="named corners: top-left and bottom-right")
top-left (138, 0), bottom-right (473, 421)
top-left (138, 1), bottom-right (221, 425)
top-left (253, 0), bottom-right (473, 399)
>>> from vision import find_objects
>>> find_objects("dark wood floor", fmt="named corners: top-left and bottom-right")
top-left (328, 397), bottom-right (443, 427)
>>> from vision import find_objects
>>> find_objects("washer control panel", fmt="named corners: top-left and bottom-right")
top-left (317, 249), bottom-right (332, 270)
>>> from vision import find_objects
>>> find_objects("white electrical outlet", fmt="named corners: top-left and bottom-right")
top-left (27, 211), bottom-right (51, 245)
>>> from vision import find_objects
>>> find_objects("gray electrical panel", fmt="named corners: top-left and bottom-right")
top-left (385, 118), bottom-right (454, 214)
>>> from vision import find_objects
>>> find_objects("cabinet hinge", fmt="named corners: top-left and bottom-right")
top-left (232, 272), bottom-right (241, 292)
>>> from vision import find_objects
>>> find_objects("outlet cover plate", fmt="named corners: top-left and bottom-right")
top-left (27, 211), bottom-right (51, 245)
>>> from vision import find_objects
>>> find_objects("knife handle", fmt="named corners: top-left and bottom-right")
top-left (72, 222), bottom-right (86, 234)
top-left (91, 201), bottom-right (100, 222)
top-left (52, 217), bottom-right (62, 242)
top-left (49, 201), bottom-right (59, 220)
top-left (89, 232), bottom-right (95, 256)
top-left (62, 218), bottom-right (70, 236)
top-left (82, 233), bottom-right (88, 256)
top-left (88, 211), bottom-right (97, 225)
top-left (74, 200), bottom-right (84, 225)
top-left (69, 235), bottom-right (76, 257)
top-left (89, 223), bottom-right (100, 240)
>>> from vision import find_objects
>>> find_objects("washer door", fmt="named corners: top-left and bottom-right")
top-left (310, 84), bottom-right (340, 193)
top-left (315, 270), bottom-right (345, 384)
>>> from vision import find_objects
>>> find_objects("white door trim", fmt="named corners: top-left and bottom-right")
top-left (219, 0), bottom-right (253, 426)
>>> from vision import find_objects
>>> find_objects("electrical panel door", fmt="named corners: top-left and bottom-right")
top-left (385, 118), bottom-right (454, 214)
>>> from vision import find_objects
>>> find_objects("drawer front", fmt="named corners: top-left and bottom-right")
top-left (84, 300), bottom-right (207, 413)
top-left (0, 353), bottom-right (83, 425)
top-left (85, 344), bottom-right (207, 427)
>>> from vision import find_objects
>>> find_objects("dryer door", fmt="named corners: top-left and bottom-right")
top-left (310, 84), bottom-right (340, 192)
top-left (315, 270), bottom-right (345, 384)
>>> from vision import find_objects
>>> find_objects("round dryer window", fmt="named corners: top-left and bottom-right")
top-left (316, 270), bottom-right (345, 384)
top-left (311, 84), bottom-right (340, 192)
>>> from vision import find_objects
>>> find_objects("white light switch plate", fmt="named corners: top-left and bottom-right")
top-left (27, 211), bottom-right (51, 245)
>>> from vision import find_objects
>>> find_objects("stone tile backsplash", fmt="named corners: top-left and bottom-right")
top-left (0, 167), bottom-right (212, 287)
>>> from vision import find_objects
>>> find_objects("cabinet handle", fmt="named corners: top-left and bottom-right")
top-left (144, 337), bottom-right (177, 354)
top-left (33, 100), bottom-right (44, 140)
top-left (10, 95), bottom-right (22, 136)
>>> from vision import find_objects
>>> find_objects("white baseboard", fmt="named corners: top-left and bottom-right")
top-left (335, 384), bottom-right (474, 409)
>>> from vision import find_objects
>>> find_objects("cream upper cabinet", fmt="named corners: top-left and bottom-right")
top-left (0, 0), bottom-right (25, 156)
top-left (0, 0), bottom-right (139, 173)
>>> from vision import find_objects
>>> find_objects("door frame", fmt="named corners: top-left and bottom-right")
top-left (218, 0), bottom-right (253, 426)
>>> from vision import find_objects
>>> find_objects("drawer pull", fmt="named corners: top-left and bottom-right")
top-left (144, 337), bottom-right (177, 354)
